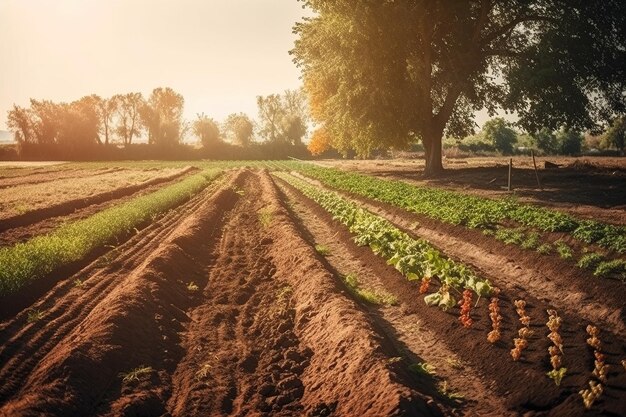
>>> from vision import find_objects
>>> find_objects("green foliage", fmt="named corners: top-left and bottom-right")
top-left (554, 240), bottom-right (573, 260)
top-left (604, 116), bottom-right (625, 153)
top-left (0, 169), bottom-right (221, 296)
top-left (283, 162), bottom-right (625, 255)
top-left (275, 172), bottom-right (493, 304)
top-left (556, 128), bottom-right (583, 156)
top-left (408, 362), bottom-right (436, 376)
top-left (536, 243), bottom-right (553, 255)
top-left (315, 244), bottom-right (331, 256)
top-left (482, 118), bottom-right (517, 155)
top-left (494, 228), bottom-right (525, 245)
top-left (532, 128), bottom-right (559, 155)
top-left (577, 253), bottom-right (604, 270)
top-left (593, 259), bottom-right (626, 280)
top-left (521, 232), bottom-right (541, 250)
top-left (547, 367), bottom-right (567, 386)
top-left (27, 309), bottom-right (45, 323)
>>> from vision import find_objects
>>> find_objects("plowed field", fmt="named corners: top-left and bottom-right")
top-left (0, 163), bottom-right (624, 417)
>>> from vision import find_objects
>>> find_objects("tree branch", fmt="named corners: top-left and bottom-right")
top-left (481, 14), bottom-right (555, 46)
top-left (472, 0), bottom-right (492, 44)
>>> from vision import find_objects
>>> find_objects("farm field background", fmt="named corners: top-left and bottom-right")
top-left (0, 157), bottom-right (624, 416)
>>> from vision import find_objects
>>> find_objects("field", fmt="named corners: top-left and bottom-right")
top-left (0, 158), bottom-right (624, 417)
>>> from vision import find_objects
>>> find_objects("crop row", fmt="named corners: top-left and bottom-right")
top-left (274, 171), bottom-right (625, 411)
top-left (0, 169), bottom-right (222, 297)
top-left (280, 162), bottom-right (625, 279)
top-left (274, 172), bottom-right (493, 307)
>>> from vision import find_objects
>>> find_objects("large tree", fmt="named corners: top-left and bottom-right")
top-left (224, 113), bottom-right (255, 147)
top-left (257, 89), bottom-right (309, 145)
top-left (193, 113), bottom-right (221, 147)
top-left (292, 0), bottom-right (625, 175)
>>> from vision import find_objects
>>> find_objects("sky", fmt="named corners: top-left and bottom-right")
top-left (0, 0), bottom-right (313, 131)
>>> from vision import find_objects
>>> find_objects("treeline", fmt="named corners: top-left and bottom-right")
top-left (445, 118), bottom-right (626, 157)
top-left (5, 87), bottom-right (310, 160)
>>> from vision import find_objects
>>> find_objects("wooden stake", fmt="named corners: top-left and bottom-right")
top-left (507, 158), bottom-right (512, 192)
top-left (531, 150), bottom-right (543, 190)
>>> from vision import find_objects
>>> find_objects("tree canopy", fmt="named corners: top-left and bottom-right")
top-left (292, 0), bottom-right (625, 175)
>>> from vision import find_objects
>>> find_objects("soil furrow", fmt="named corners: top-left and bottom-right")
top-left (0, 167), bottom-right (199, 247)
top-left (0, 173), bottom-right (234, 403)
top-left (276, 178), bottom-right (513, 417)
top-left (277, 174), bottom-right (626, 417)
top-left (0, 171), bottom-right (244, 417)
top-left (291, 172), bottom-right (626, 337)
top-left (0, 166), bottom-right (197, 232)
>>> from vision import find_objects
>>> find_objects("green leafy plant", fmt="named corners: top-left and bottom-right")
top-left (408, 362), bottom-right (436, 376)
top-left (258, 207), bottom-right (274, 228)
top-left (186, 281), bottom-right (200, 292)
top-left (119, 366), bottom-right (153, 383)
top-left (555, 240), bottom-right (573, 260)
top-left (536, 243), bottom-right (552, 255)
top-left (577, 253), bottom-right (604, 270)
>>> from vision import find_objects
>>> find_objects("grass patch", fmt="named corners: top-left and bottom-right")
top-left (315, 244), bottom-right (331, 256)
top-left (0, 169), bottom-right (221, 297)
top-left (342, 273), bottom-right (398, 306)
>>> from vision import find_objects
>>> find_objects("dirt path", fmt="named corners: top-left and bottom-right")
top-left (0, 169), bottom-right (446, 417)
top-left (277, 173), bottom-right (626, 417)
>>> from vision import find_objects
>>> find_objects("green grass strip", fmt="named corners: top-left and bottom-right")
top-left (0, 169), bottom-right (221, 296)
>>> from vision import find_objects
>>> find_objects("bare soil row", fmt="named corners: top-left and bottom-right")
top-left (275, 173), bottom-right (626, 417)
top-left (0, 170), bottom-right (445, 417)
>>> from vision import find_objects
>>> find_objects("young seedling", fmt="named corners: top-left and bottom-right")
top-left (119, 366), bottom-right (153, 383)
top-left (580, 380), bottom-right (603, 410)
top-left (408, 362), bottom-right (436, 376)
top-left (487, 291), bottom-right (502, 343)
top-left (511, 299), bottom-right (532, 361)
top-left (186, 281), bottom-right (200, 292)
top-left (315, 244), bottom-right (331, 256)
top-left (580, 324), bottom-right (608, 409)
top-left (546, 309), bottom-right (567, 386)
top-left (458, 289), bottom-right (473, 328)
top-left (73, 278), bottom-right (84, 287)
top-left (27, 309), bottom-right (45, 323)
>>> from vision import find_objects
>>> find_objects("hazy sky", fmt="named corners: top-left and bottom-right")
top-left (0, 0), bottom-right (312, 130)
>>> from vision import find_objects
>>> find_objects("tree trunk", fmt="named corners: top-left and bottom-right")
top-left (423, 126), bottom-right (444, 177)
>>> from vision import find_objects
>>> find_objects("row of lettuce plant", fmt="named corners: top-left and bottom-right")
top-left (274, 172), bottom-right (493, 310)
top-left (278, 162), bottom-right (625, 281)
top-left (0, 169), bottom-right (223, 297)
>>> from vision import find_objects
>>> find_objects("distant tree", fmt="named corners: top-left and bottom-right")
top-left (257, 89), bottom-right (309, 145)
top-left (29, 99), bottom-right (62, 144)
top-left (224, 113), bottom-right (254, 147)
top-left (193, 113), bottom-right (221, 147)
top-left (57, 96), bottom-right (101, 152)
top-left (140, 87), bottom-right (184, 146)
top-left (603, 116), bottom-right (625, 154)
top-left (114, 92), bottom-right (144, 146)
top-left (556, 127), bottom-right (583, 155)
top-left (482, 118), bottom-right (517, 155)
top-left (6, 105), bottom-right (35, 145)
top-left (281, 114), bottom-right (307, 146)
top-left (257, 94), bottom-right (284, 143)
top-left (96, 96), bottom-right (118, 145)
top-left (532, 128), bottom-right (559, 155)
top-left (292, 1), bottom-right (626, 175)
top-left (308, 127), bottom-right (332, 156)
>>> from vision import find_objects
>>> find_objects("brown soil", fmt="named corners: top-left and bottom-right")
top-left (0, 166), bottom-right (197, 234)
top-left (319, 157), bottom-right (626, 225)
top-left (0, 169), bottom-right (445, 417)
top-left (276, 174), bottom-right (626, 417)
top-left (0, 167), bottom-right (122, 189)
top-left (0, 167), bottom-right (197, 247)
